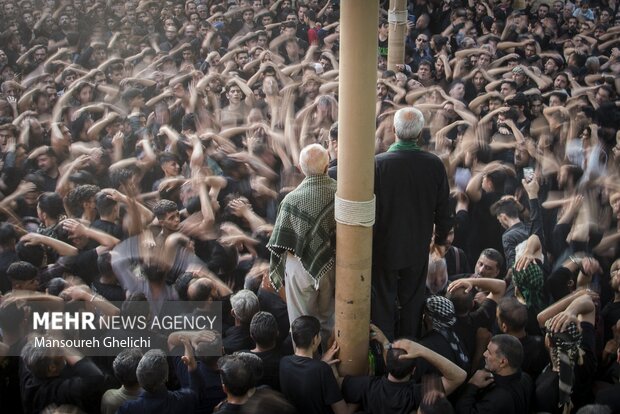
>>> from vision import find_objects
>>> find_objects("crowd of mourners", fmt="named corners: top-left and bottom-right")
top-left (0, 0), bottom-right (619, 412)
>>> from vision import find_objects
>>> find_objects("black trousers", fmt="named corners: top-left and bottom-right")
top-left (370, 262), bottom-right (428, 341)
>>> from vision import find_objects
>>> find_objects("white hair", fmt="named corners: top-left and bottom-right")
top-left (299, 144), bottom-right (329, 176)
top-left (394, 107), bottom-right (425, 141)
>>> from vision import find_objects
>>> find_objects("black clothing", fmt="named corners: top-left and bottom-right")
top-left (467, 191), bottom-right (503, 268)
top-left (174, 356), bottom-right (226, 414)
top-left (61, 249), bottom-right (99, 284)
top-left (519, 335), bottom-right (549, 379)
top-left (91, 280), bottom-right (126, 302)
top-left (223, 325), bottom-right (254, 355)
top-left (20, 357), bottom-right (105, 414)
top-left (257, 288), bottom-right (290, 346)
top-left (280, 355), bottom-right (343, 414)
top-left (456, 370), bottom-right (533, 414)
top-left (372, 149), bottom-right (451, 340)
top-left (453, 299), bottom-right (497, 360)
top-left (602, 301), bottom-right (620, 343)
top-left (91, 219), bottom-right (124, 240)
top-left (250, 348), bottom-right (282, 390)
top-left (415, 329), bottom-right (469, 379)
top-left (534, 322), bottom-right (597, 414)
top-left (342, 375), bottom-right (422, 414)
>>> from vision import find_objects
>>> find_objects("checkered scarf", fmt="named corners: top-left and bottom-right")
top-left (267, 175), bottom-right (337, 290)
top-left (425, 296), bottom-right (470, 369)
top-left (512, 263), bottom-right (546, 314)
top-left (545, 319), bottom-right (583, 414)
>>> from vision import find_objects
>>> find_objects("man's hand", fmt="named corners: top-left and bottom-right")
top-left (181, 337), bottom-right (198, 372)
top-left (522, 177), bottom-right (539, 199)
top-left (448, 279), bottom-right (473, 294)
top-left (468, 369), bottom-right (494, 388)
top-left (321, 341), bottom-right (340, 365)
top-left (548, 311), bottom-right (579, 333)
top-left (62, 219), bottom-right (88, 238)
top-left (393, 338), bottom-right (425, 359)
top-left (369, 324), bottom-right (389, 348)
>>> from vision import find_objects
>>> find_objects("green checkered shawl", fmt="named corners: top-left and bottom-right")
top-left (267, 174), bottom-right (337, 291)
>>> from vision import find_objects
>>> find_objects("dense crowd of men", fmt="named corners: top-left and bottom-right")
top-left (0, 0), bottom-right (619, 412)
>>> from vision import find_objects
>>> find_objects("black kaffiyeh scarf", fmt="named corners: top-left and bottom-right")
top-left (545, 319), bottom-right (584, 414)
top-left (267, 175), bottom-right (337, 291)
top-left (425, 295), bottom-right (470, 370)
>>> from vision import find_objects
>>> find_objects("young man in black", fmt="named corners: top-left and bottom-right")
top-left (279, 315), bottom-right (352, 414)
top-left (341, 325), bottom-right (466, 414)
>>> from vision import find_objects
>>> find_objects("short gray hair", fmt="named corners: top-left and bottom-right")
top-left (21, 337), bottom-right (62, 379)
top-left (136, 349), bottom-right (168, 392)
top-left (394, 107), bottom-right (424, 141)
top-left (230, 289), bottom-right (260, 324)
top-left (299, 144), bottom-right (329, 176)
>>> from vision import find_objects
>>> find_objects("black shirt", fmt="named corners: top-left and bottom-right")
top-left (342, 375), bottom-right (422, 414)
top-left (223, 325), bottom-right (254, 355)
top-left (456, 370), bottom-right (533, 414)
top-left (519, 335), bottom-right (549, 379)
top-left (250, 348), bottom-right (282, 390)
top-left (280, 355), bottom-right (343, 414)
top-left (453, 299), bottom-right (497, 360)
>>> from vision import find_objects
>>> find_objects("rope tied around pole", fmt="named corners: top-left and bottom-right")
top-left (334, 194), bottom-right (376, 227)
top-left (387, 8), bottom-right (407, 25)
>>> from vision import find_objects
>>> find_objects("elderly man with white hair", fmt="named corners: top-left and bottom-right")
top-left (372, 106), bottom-right (452, 341)
top-left (267, 144), bottom-right (337, 350)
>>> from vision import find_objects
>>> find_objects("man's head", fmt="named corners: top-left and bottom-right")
top-left (219, 355), bottom-right (256, 398)
top-left (497, 297), bottom-right (528, 334)
top-left (136, 349), bottom-right (168, 392)
top-left (291, 315), bottom-right (321, 350)
top-left (299, 143), bottom-right (328, 176)
top-left (153, 199), bottom-right (180, 232)
top-left (490, 197), bottom-right (520, 229)
top-left (113, 348), bottom-right (143, 388)
top-left (393, 107), bottom-right (424, 141)
top-left (8, 261), bottom-right (38, 290)
top-left (484, 334), bottom-right (523, 375)
top-left (250, 311), bottom-right (278, 349)
top-left (230, 289), bottom-right (260, 325)
top-left (385, 347), bottom-right (416, 380)
top-left (475, 249), bottom-right (503, 278)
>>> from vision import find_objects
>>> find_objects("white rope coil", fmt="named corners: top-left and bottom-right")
top-left (334, 195), bottom-right (376, 227)
top-left (388, 9), bottom-right (407, 24)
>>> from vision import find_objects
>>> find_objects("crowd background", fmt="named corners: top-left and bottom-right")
top-left (0, 0), bottom-right (619, 412)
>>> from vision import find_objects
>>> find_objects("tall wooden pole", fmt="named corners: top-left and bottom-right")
top-left (335, 0), bottom-right (378, 376)
top-left (387, 0), bottom-right (407, 71)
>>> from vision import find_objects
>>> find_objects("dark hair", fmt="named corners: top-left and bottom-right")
top-left (66, 185), bottom-right (100, 217)
top-left (498, 297), bottom-right (528, 331)
top-left (113, 348), bottom-right (143, 387)
top-left (0, 222), bottom-right (16, 246)
top-left (447, 286), bottom-right (475, 315)
top-left (152, 199), bottom-right (178, 220)
top-left (219, 355), bottom-right (256, 397)
top-left (0, 302), bottom-right (25, 333)
top-left (480, 248), bottom-right (504, 270)
top-left (47, 277), bottom-right (69, 296)
top-left (97, 252), bottom-right (114, 276)
top-left (484, 170), bottom-right (506, 192)
top-left (175, 272), bottom-right (193, 301)
top-left (490, 197), bottom-right (520, 218)
top-left (386, 347), bottom-right (415, 379)
top-left (181, 113), bottom-right (196, 132)
top-left (490, 334), bottom-right (523, 369)
top-left (95, 192), bottom-right (117, 216)
top-left (37, 193), bottom-right (65, 220)
top-left (16, 240), bottom-right (45, 268)
top-left (250, 311), bottom-right (278, 348)
top-left (7, 261), bottom-right (38, 281)
top-left (291, 315), bottom-right (320, 349)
